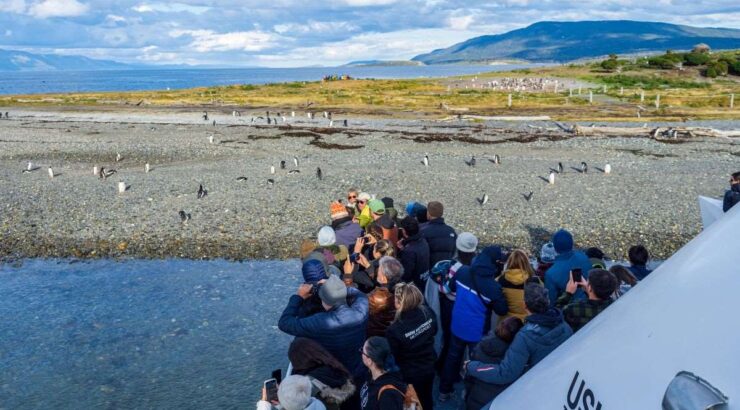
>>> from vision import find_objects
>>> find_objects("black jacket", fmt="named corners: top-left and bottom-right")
top-left (421, 217), bottom-right (457, 267)
top-left (360, 371), bottom-right (406, 410)
top-left (465, 334), bottom-right (511, 410)
top-left (724, 185), bottom-right (740, 212)
top-left (386, 306), bottom-right (438, 382)
top-left (399, 233), bottom-right (430, 288)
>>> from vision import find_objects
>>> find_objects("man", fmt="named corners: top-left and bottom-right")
top-left (278, 275), bottom-right (369, 377)
top-left (544, 229), bottom-right (593, 305)
top-left (628, 245), bottom-right (652, 281)
top-left (465, 282), bottom-right (573, 386)
top-left (297, 258), bottom-right (328, 318)
top-left (421, 201), bottom-right (457, 267)
top-left (354, 192), bottom-right (373, 229)
top-left (439, 246), bottom-right (509, 401)
top-left (723, 171), bottom-right (740, 212)
top-left (366, 256), bottom-right (404, 337)
top-left (330, 201), bottom-right (361, 250)
top-left (556, 269), bottom-right (618, 332)
top-left (397, 216), bottom-right (430, 289)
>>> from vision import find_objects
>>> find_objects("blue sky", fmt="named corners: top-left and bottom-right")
top-left (0, 0), bottom-right (738, 67)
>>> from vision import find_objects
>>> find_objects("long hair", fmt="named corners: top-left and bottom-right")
top-left (288, 337), bottom-right (350, 378)
top-left (609, 264), bottom-right (638, 286)
top-left (374, 239), bottom-right (395, 258)
top-left (505, 249), bottom-right (535, 278)
top-left (393, 282), bottom-right (424, 321)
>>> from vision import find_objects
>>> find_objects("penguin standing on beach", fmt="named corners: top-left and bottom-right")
top-left (549, 171), bottom-right (556, 185)
top-left (604, 164), bottom-right (612, 175)
top-left (465, 156), bottom-right (476, 167)
top-left (116, 152), bottom-right (122, 162)
top-left (203, 112), bottom-right (209, 121)
top-left (293, 156), bottom-right (299, 167)
top-left (280, 160), bottom-right (286, 170)
top-left (179, 210), bottom-right (191, 223)
top-left (477, 193), bottom-right (488, 206)
top-left (422, 154), bottom-right (429, 167)
top-left (316, 167), bottom-right (323, 180)
top-left (557, 162), bottom-right (564, 174)
top-left (48, 167), bottom-right (54, 179)
top-left (523, 191), bottom-right (534, 202)
top-left (581, 162), bottom-right (588, 174)
top-left (197, 184), bottom-right (208, 199)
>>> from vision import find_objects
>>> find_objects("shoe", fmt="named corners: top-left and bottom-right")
top-left (438, 392), bottom-right (452, 402)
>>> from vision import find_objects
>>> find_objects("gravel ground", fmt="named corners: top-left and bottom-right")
top-left (0, 107), bottom-right (738, 261)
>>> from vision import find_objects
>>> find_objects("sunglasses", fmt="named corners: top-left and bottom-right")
top-left (359, 347), bottom-right (368, 357)
top-left (358, 200), bottom-right (366, 204)
top-left (348, 195), bottom-right (357, 199)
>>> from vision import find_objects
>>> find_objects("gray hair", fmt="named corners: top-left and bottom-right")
top-left (277, 375), bottom-right (312, 410)
top-left (379, 256), bottom-right (404, 286)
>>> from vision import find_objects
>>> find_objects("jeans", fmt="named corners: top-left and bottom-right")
top-left (439, 334), bottom-right (478, 394)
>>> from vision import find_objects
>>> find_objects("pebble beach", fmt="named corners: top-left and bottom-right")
top-left (1, 107), bottom-right (737, 262)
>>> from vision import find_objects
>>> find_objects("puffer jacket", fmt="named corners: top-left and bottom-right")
top-left (466, 308), bottom-right (573, 385)
top-left (421, 218), bottom-right (457, 267)
top-left (332, 217), bottom-right (362, 250)
top-left (465, 334), bottom-right (511, 410)
top-left (724, 185), bottom-right (740, 212)
top-left (497, 268), bottom-right (529, 321)
top-left (399, 233), bottom-right (431, 289)
top-left (278, 288), bottom-right (369, 377)
top-left (544, 250), bottom-right (592, 305)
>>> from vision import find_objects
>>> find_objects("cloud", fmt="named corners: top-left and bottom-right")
top-left (0, 0), bottom-right (27, 13)
top-left (5, 29), bottom-right (12, 36)
top-left (448, 15), bottom-right (475, 30)
top-left (342, 0), bottom-right (398, 5)
top-left (170, 29), bottom-right (282, 52)
top-left (28, 0), bottom-right (89, 18)
top-left (132, 2), bottom-right (211, 14)
top-left (273, 21), bottom-right (359, 35)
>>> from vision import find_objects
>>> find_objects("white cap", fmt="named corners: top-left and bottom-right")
top-left (317, 226), bottom-right (336, 247)
top-left (357, 192), bottom-right (371, 202)
top-left (456, 232), bottom-right (478, 253)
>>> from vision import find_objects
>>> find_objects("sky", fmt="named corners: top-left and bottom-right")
top-left (0, 0), bottom-right (738, 67)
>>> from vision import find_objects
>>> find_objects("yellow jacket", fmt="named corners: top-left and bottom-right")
top-left (497, 268), bottom-right (530, 321)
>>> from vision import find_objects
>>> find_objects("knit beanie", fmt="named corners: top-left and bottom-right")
top-left (368, 199), bottom-right (386, 215)
top-left (552, 229), bottom-right (574, 254)
top-left (330, 201), bottom-right (349, 220)
top-left (539, 242), bottom-right (557, 263)
top-left (381, 197), bottom-right (394, 209)
top-left (405, 201), bottom-right (417, 216)
top-left (456, 232), bottom-right (478, 253)
top-left (317, 226), bottom-right (336, 246)
top-left (480, 245), bottom-right (505, 266)
top-left (302, 259), bottom-right (327, 284)
top-left (319, 275), bottom-right (348, 307)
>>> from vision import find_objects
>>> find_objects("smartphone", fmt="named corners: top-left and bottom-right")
top-left (264, 378), bottom-right (278, 402)
top-left (350, 253), bottom-right (359, 263)
top-left (271, 369), bottom-right (282, 384)
top-left (571, 268), bottom-right (583, 283)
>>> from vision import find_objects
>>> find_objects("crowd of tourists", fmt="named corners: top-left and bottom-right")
top-left (257, 187), bottom-right (662, 410)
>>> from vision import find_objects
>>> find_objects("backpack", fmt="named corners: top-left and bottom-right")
top-left (378, 384), bottom-right (423, 410)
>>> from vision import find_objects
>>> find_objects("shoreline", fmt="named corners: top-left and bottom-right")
top-left (1, 107), bottom-right (738, 262)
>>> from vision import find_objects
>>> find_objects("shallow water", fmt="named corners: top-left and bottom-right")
top-left (0, 258), bottom-right (300, 409)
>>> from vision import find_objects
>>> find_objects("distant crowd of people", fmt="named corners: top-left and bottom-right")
top-left (258, 187), bottom-right (664, 410)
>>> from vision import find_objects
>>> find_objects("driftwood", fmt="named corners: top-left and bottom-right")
top-left (569, 124), bottom-right (740, 140)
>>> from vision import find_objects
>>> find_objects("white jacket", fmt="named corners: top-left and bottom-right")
top-left (256, 397), bottom-right (327, 410)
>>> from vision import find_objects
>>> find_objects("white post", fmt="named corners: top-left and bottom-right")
top-left (118, 181), bottom-right (126, 194)
top-left (731, 94), bottom-right (735, 109)
top-left (507, 94), bottom-right (512, 108)
top-left (589, 90), bottom-right (593, 104)
top-left (655, 94), bottom-right (660, 109)
top-left (640, 90), bottom-right (645, 103)
top-left (93, 166), bottom-right (98, 176)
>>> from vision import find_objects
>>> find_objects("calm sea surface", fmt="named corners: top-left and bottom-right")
top-left (0, 64), bottom-right (543, 95)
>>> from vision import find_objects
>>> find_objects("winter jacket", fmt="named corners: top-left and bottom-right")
top-left (359, 371), bottom-right (406, 410)
top-left (724, 185), bottom-right (740, 212)
top-left (386, 306), bottom-right (438, 381)
top-left (256, 397), bottom-right (326, 410)
top-left (544, 250), bottom-right (593, 305)
top-left (367, 287), bottom-right (395, 338)
top-left (451, 253), bottom-right (509, 343)
top-left (629, 265), bottom-right (652, 281)
top-left (355, 206), bottom-right (373, 230)
top-left (332, 217), bottom-right (362, 250)
top-left (466, 308), bottom-right (573, 385)
top-left (302, 366), bottom-right (356, 410)
top-left (399, 233), bottom-right (431, 288)
top-left (497, 269), bottom-right (529, 321)
top-left (556, 292), bottom-right (613, 332)
top-left (465, 334), bottom-right (511, 410)
top-left (278, 288), bottom-right (369, 377)
top-left (421, 218), bottom-right (457, 267)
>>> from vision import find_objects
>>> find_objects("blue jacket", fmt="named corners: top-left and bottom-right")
top-left (723, 186), bottom-right (740, 212)
top-left (333, 217), bottom-right (362, 250)
top-left (629, 265), bottom-right (652, 281)
top-left (399, 233), bottom-right (431, 288)
top-left (451, 253), bottom-right (508, 343)
top-left (466, 308), bottom-right (573, 385)
top-left (421, 218), bottom-right (457, 267)
top-left (278, 288), bottom-right (369, 376)
top-left (544, 250), bottom-right (592, 305)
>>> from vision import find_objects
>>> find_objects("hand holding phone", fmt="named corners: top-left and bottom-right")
top-left (264, 379), bottom-right (278, 403)
top-left (571, 268), bottom-right (582, 283)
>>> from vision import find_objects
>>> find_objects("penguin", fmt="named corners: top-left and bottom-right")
top-left (288, 170), bottom-right (300, 174)
top-left (179, 210), bottom-right (191, 222)
top-left (581, 162), bottom-right (588, 174)
top-left (267, 178), bottom-right (275, 186)
top-left (27, 161), bottom-right (33, 171)
top-left (293, 156), bottom-right (299, 167)
top-left (197, 184), bottom-right (207, 199)
top-left (212, 120), bottom-right (216, 127)
top-left (145, 163), bottom-right (150, 173)
top-left (48, 167), bottom-right (54, 179)
top-left (208, 135), bottom-right (214, 144)
top-left (236, 176), bottom-right (248, 181)
top-left (316, 167), bottom-right (322, 180)
top-left (343, 119), bottom-right (348, 127)
top-left (422, 154), bottom-right (429, 167)
top-left (100, 167), bottom-right (117, 179)
top-left (476, 193), bottom-right (488, 206)
top-left (557, 162), bottom-right (564, 174)
top-left (270, 165), bottom-right (275, 174)
top-left (280, 160), bottom-right (286, 170)
top-left (116, 152), bottom-right (122, 162)
top-left (203, 111), bottom-right (209, 121)
top-left (493, 154), bottom-right (500, 164)
top-left (604, 164), bottom-right (612, 175)
top-left (523, 191), bottom-right (534, 202)
top-left (548, 171), bottom-right (556, 185)
top-left (465, 156), bottom-right (476, 167)
top-left (329, 120), bottom-right (334, 128)
top-left (291, 111), bottom-right (296, 117)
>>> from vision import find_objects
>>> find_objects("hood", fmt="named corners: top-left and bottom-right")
top-left (527, 307), bottom-right (564, 328)
top-left (316, 379), bottom-right (356, 404)
top-left (477, 334), bottom-right (510, 360)
top-left (304, 365), bottom-right (348, 388)
top-left (331, 216), bottom-right (354, 230)
top-left (471, 246), bottom-right (503, 278)
top-left (524, 308), bottom-right (571, 345)
top-left (503, 269), bottom-right (528, 285)
top-left (733, 184), bottom-right (740, 193)
top-left (305, 397), bottom-right (328, 410)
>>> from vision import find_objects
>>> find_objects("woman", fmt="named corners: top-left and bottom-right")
top-left (386, 283), bottom-right (437, 410)
top-left (257, 374), bottom-right (326, 410)
top-left (359, 337), bottom-right (406, 410)
top-left (610, 264), bottom-right (638, 298)
top-left (367, 286), bottom-right (396, 338)
top-left (288, 338), bottom-right (356, 410)
top-left (344, 239), bottom-right (395, 293)
top-left (497, 249), bottom-right (535, 321)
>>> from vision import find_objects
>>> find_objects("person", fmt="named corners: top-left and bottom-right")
top-left (378, 213), bottom-right (399, 248)
top-left (298, 258), bottom-right (329, 318)
top-left (288, 338), bottom-right (356, 410)
top-left (439, 246), bottom-right (509, 402)
top-left (585, 247), bottom-right (607, 270)
top-left (723, 171), bottom-right (740, 212)
top-left (354, 192), bottom-right (373, 229)
top-left (610, 264), bottom-right (638, 298)
top-left (544, 229), bottom-right (593, 305)
top-left (397, 216), bottom-right (430, 289)
top-left (464, 317), bottom-right (524, 410)
top-left (330, 201), bottom-right (362, 250)
top-left (405, 201), bottom-right (428, 226)
top-left (257, 374), bottom-right (327, 410)
top-left (465, 282), bottom-right (573, 386)
top-left (535, 242), bottom-right (556, 281)
top-left (497, 249), bottom-right (535, 321)
top-left (278, 275), bottom-right (369, 378)
top-left (628, 245), bottom-right (652, 281)
top-left (381, 197), bottom-right (399, 221)
top-left (421, 201), bottom-right (457, 267)
top-left (346, 188), bottom-right (359, 213)
top-left (365, 256), bottom-right (405, 337)
top-left (386, 283), bottom-right (437, 410)
top-left (359, 337), bottom-right (407, 410)
top-left (315, 226), bottom-right (349, 267)
top-left (556, 269), bottom-right (618, 332)
top-left (349, 239), bottom-right (395, 293)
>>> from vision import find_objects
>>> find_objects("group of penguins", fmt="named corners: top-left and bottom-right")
top-left (201, 110), bottom-right (348, 128)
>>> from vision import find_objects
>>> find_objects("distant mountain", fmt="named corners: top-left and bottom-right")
top-left (412, 20), bottom-right (740, 64)
top-left (0, 49), bottom-right (134, 71)
top-left (343, 60), bottom-right (424, 67)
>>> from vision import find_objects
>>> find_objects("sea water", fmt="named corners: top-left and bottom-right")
top-left (0, 258), bottom-right (300, 409)
top-left (0, 64), bottom-right (543, 95)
